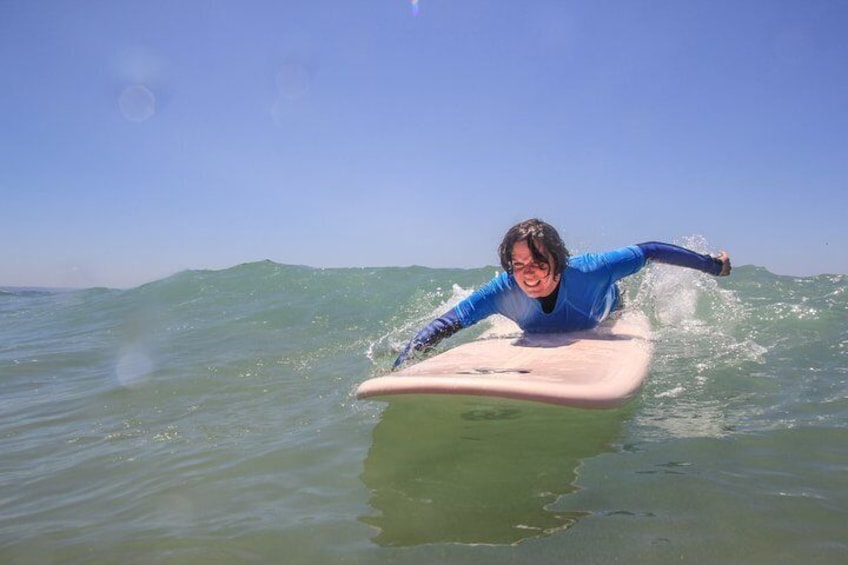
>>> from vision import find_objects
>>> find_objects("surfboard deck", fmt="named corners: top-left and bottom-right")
top-left (356, 314), bottom-right (653, 409)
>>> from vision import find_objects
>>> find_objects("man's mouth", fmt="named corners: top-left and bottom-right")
top-left (522, 278), bottom-right (547, 293)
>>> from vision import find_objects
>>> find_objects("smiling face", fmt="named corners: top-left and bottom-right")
top-left (510, 239), bottom-right (561, 299)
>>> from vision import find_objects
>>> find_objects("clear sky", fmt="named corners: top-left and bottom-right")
top-left (2, 0), bottom-right (846, 288)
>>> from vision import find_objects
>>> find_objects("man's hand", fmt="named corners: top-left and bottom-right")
top-left (715, 251), bottom-right (731, 276)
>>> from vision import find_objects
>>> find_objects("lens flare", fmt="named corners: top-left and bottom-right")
top-left (118, 84), bottom-right (156, 122)
top-left (115, 346), bottom-right (154, 388)
top-left (411, 0), bottom-right (420, 16)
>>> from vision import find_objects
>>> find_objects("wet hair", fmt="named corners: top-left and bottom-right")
top-left (498, 218), bottom-right (570, 274)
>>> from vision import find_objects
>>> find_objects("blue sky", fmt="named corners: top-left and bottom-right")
top-left (2, 0), bottom-right (846, 288)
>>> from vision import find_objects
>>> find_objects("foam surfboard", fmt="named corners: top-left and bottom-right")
top-left (356, 314), bottom-right (653, 409)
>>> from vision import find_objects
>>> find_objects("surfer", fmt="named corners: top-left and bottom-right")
top-left (394, 218), bottom-right (731, 368)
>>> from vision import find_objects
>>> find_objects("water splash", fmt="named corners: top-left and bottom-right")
top-left (622, 238), bottom-right (770, 440)
top-left (365, 282), bottom-right (477, 367)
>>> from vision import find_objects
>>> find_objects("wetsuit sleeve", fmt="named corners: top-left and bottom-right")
top-left (393, 309), bottom-right (463, 369)
top-left (453, 272), bottom-right (512, 328)
top-left (637, 242), bottom-right (725, 275)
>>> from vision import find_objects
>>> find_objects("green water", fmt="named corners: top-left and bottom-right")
top-left (1, 262), bottom-right (846, 563)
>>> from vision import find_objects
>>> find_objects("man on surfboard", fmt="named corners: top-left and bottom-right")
top-left (394, 218), bottom-right (731, 368)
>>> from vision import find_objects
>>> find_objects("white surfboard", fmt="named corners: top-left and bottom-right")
top-left (356, 314), bottom-right (653, 409)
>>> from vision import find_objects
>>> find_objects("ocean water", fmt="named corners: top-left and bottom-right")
top-left (1, 261), bottom-right (846, 564)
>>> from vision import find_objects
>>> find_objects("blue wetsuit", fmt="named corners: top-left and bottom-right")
top-left (394, 242), bottom-right (726, 368)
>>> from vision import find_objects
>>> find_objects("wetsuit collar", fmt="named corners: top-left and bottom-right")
top-left (537, 279), bottom-right (561, 314)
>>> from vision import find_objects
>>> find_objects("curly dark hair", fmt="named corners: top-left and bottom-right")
top-left (498, 218), bottom-right (570, 274)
